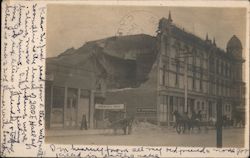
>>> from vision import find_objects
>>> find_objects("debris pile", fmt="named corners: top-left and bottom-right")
top-left (132, 121), bottom-right (162, 134)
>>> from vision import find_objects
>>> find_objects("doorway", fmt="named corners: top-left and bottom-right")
top-left (50, 86), bottom-right (65, 128)
top-left (65, 88), bottom-right (78, 128)
top-left (78, 97), bottom-right (90, 128)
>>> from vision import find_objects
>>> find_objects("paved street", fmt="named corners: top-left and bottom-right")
top-left (46, 126), bottom-right (245, 148)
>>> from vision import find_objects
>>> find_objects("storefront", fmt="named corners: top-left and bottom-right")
top-left (157, 93), bottom-right (233, 125)
top-left (45, 83), bottom-right (92, 129)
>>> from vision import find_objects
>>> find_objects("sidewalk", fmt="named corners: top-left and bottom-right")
top-left (46, 129), bottom-right (114, 137)
top-left (46, 126), bottom-right (243, 137)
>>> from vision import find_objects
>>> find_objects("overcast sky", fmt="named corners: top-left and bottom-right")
top-left (47, 5), bottom-right (246, 58)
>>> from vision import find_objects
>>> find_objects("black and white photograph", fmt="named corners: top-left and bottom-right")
top-left (45, 5), bottom-right (247, 147)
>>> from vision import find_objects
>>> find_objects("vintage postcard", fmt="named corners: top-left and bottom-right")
top-left (1, 0), bottom-right (249, 157)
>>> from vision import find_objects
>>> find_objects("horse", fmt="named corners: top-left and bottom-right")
top-left (189, 111), bottom-right (201, 132)
top-left (173, 111), bottom-right (201, 134)
top-left (173, 111), bottom-right (190, 134)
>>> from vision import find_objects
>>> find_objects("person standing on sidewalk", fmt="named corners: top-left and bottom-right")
top-left (81, 114), bottom-right (88, 130)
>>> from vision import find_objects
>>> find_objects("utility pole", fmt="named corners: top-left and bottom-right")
top-left (176, 50), bottom-right (192, 113)
top-left (216, 98), bottom-right (223, 147)
top-left (184, 57), bottom-right (188, 113)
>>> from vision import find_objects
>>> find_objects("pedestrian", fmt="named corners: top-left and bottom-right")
top-left (197, 110), bottom-right (202, 121)
top-left (81, 114), bottom-right (88, 130)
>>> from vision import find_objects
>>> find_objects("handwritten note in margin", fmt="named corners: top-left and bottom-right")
top-left (1, 2), bottom-right (46, 157)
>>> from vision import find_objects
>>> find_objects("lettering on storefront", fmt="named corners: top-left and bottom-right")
top-left (95, 104), bottom-right (124, 110)
top-left (137, 108), bottom-right (156, 113)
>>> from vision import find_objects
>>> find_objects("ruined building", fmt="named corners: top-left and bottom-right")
top-left (45, 13), bottom-right (245, 129)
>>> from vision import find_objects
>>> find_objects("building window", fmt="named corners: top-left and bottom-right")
top-left (216, 60), bottom-right (220, 74)
top-left (192, 65), bottom-right (196, 90)
top-left (225, 104), bottom-right (231, 112)
top-left (193, 54), bottom-right (196, 66)
top-left (212, 82), bottom-right (214, 95)
top-left (53, 86), bottom-right (65, 108)
top-left (216, 80), bottom-right (219, 95)
top-left (196, 56), bottom-right (200, 67)
top-left (67, 88), bottom-right (78, 108)
top-left (201, 102), bottom-right (205, 110)
top-left (224, 81), bottom-right (227, 96)
top-left (175, 60), bottom-right (179, 86)
top-left (169, 96), bottom-right (174, 121)
top-left (221, 62), bottom-right (224, 76)
top-left (197, 101), bottom-right (200, 110)
top-left (225, 63), bottom-right (228, 77)
top-left (228, 105), bottom-right (231, 112)
top-left (160, 65), bottom-right (165, 86)
top-left (159, 95), bottom-right (167, 122)
top-left (209, 56), bottom-right (214, 73)
top-left (175, 73), bottom-right (178, 86)
top-left (160, 69), bottom-right (163, 85)
top-left (188, 55), bottom-right (193, 65)
top-left (200, 72), bottom-right (203, 91)
top-left (200, 53), bottom-right (204, 68)
top-left (209, 82), bottom-right (212, 94)
top-left (192, 77), bottom-right (195, 90)
top-left (228, 64), bottom-right (231, 78)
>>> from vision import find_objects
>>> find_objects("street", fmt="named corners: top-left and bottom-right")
top-left (46, 125), bottom-right (245, 147)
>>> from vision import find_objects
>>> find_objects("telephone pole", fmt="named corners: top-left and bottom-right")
top-left (175, 50), bottom-right (192, 113)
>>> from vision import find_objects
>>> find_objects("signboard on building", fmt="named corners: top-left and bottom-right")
top-left (95, 104), bottom-right (125, 110)
top-left (137, 108), bottom-right (156, 113)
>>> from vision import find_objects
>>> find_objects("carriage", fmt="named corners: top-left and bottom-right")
top-left (173, 110), bottom-right (207, 134)
top-left (109, 117), bottom-right (134, 135)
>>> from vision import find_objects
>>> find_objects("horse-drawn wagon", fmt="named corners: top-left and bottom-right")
top-left (109, 117), bottom-right (134, 135)
top-left (173, 110), bottom-right (210, 134)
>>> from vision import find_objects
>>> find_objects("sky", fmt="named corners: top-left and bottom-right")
top-left (47, 5), bottom-right (247, 58)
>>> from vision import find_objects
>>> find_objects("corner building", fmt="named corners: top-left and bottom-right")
top-left (156, 14), bottom-right (245, 125)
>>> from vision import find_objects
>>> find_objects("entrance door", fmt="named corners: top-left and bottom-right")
top-left (188, 99), bottom-right (195, 115)
top-left (51, 86), bottom-right (64, 128)
top-left (65, 88), bottom-right (78, 128)
top-left (78, 97), bottom-right (89, 128)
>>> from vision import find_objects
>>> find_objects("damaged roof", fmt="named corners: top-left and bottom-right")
top-left (47, 34), bottom-right (158, 89)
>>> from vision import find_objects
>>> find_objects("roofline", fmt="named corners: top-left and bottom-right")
top-left (169, 22), bottom-right (236, 58)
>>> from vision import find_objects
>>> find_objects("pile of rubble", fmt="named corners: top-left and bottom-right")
top-left (132, 121), bottom-right (163, 134)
